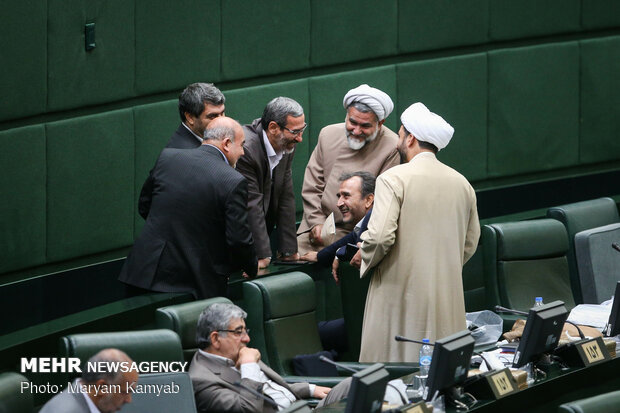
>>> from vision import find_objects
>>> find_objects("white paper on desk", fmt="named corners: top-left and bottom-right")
top-left (321, 213), bottom-right (336, 245)
top-left (567, 303), bottom-right (612, 329)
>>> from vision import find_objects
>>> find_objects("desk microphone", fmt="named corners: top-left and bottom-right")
top-left (495, 305), bottom-right (585, 339)
top-left (612, 243), bottom-right (620, 253)
top-left (234, 381), bottom-right (282, 410)
top-left (318, 355), bottom-right (361, 374)
top-left (394, 335), bottom-right (435, 346)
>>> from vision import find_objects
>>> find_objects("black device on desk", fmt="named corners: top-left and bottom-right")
top-left (425, 330), bottom-right (476, 402)
top-left (605, 281), bottom-right (620, 337)
top-left (513, 300), bottom-right (568, 368)
top-left (345, 363), bottom-right (390, 413)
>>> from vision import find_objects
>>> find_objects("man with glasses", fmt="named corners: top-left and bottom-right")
top-left (236, 97), bottom-right (306, 268)
top-left (297, 84), bottom-right (400, 254)
top-left (189, 303), bottom-right (350, 412)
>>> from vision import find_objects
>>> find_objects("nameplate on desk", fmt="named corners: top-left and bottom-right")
top-left (577, 337), bottom-right (610, 366)
top-left (464, 367), bottom-right (519, 400)
top-left (489, 369), bottom-right (517, 398)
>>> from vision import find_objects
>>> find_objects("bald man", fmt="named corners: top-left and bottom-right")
top-left (359, 103), bottom-right (480, 362)
top-left (40, 349), bottom-right (138, 413)
top-left (120, 117), bottom-right (258, 299)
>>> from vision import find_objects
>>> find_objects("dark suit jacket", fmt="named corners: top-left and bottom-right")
top-left (119, 145), bottom-right (257, 299)
top-left (236, 119), bottom-right (297, 258)
top-left (189, 351), bottom-right (310, 413)
top-left (316, 208), bottom-right (372, 267)
top-left (39, 387), bottom-right (89, 413)
top-left (139, 123), bottom-right (201, 219)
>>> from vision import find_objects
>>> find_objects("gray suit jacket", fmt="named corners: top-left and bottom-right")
top-left (236, 119), bottom-right (298, 258)
top-left (189, 351), bottom-right (310, 413)
top-left (39, 389), bottom-right (89, 413)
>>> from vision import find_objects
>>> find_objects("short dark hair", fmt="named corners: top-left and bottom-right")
top-left (401, 124), bottom-right (438, 154)
top-left (339, 171), bottom-right (376, 198)
top-left (178, 83), bottom-right (225, 122)
top-left (196, 303), bottom-right (247, 349)
top-left (260, 97), bottom-right (304, 130)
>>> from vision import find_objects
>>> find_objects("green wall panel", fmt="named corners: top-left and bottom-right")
top-left (308, 65), bottom-right (398, 143)
top-left (0, 1), bottom-right (46, 122)
top-left (488, 43), bottom-right (580, 177)
top-left (47, 0), bottom-right (135, 111)
top-left (46, 110), bottom-right (134, 261)
top-left (221, 0), bottom-right (310, 80)
top-left (398, 0), bottom-right (488, 53)
top-left (489, 0), bottom-right (581, 41)
top-left (225, 80), bottom-right (310, 213)
top-left (396, 54), bottom-right (488, 182)
top-left (133, 100), bottom-right (179, 238)
top-left (580, 36), bottom-right (620, 164)
top-left (581, 0), bottom-right (620, 29)
top-left (311, 0), bottom-right (397, 66)
top-left (0, 126), bottom-right (46, 273)
top-left (135, 0), bottom-right (221, 95)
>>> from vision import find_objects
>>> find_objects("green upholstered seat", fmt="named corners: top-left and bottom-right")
top-left (574, 223), bottom-right (620, 304)
top-left (558, 389), bottom-right (620, 413)
top-left (59, 329), bottom-right (184, 371)
top-left (156, 297), bottom-right (233, 363)
top-left (118, 372), bottom-right (197, 413)
top-left (547, 197), bottom-right (620, 304)
top-left (482, 219), bottom-right (575, 314)
top-left (0, 372), bottom-right (34, 413)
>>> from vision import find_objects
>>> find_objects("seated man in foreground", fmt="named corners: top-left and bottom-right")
top-left (189, 303), bottom-right (351, 412)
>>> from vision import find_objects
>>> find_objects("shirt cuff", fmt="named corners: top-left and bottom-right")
top-left (240, 362), bottom-right (262, 382)
top-left (308, 384), bottom-right (316, 397)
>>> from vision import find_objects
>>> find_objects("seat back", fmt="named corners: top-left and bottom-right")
top-left (547, 197), bottom-right (620, 303)
top-left (574, 223), bottom-right (620, 304)
top-left (120, 372), bottom-right (196, 413)
top-left (483, 219), bottom-right (575, 312)
top-left (243, 272), bottom-right (323, 376)
top-left (156, 297), bottom-right (233, 362)
top-left (558, 389), bottom-right (620, 413)
top-left (0, 372), bottom-right (33, 413)
top-left (60, 329), bottom-right (184, 380)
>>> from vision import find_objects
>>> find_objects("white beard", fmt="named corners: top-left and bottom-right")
top-left (346, 128), bottom-right (379, 150)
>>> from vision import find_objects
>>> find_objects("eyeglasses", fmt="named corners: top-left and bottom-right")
top-left (217, 327), bottom-right (250, 337)
top-left (280, 123), bottom-right (307, 136)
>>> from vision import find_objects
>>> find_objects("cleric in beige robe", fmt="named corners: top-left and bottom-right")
top-left (359, 102), bottom-right (480, 363)
top-left (298, 84), bottom-right (400, 254)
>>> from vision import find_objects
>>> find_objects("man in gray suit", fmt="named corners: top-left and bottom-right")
top-left (40, 349), bottom-right (138, 413)
top-left (189, 303), bottom-right (350, 413)
top-left (236, 97), bottom-right (306, 268)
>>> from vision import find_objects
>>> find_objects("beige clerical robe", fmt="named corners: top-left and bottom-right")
top-left (359, 152), bottom-right (480, 362)
top-left (298, 122), bottom-right (400, 254)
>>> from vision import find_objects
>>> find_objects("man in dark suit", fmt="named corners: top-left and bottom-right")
top-left (189, 302), bottom-right (350, 413)
top-left (236, 97), bottom-right (306, 268)
top-left (119, 117), bottom-right (258, 299)
top-left (139, 82), bottom-right (226, 219)
top-left (40, 349), bottom-right (138, 413)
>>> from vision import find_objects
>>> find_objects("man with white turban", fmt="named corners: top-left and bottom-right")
top-left (297, 84), bottom-right (400, 254)
top-left (358, 102), bottom-right (480, 363)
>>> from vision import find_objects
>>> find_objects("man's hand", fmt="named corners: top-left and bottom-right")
top-left (313, 385), bottom-right (331, 399)
top-left (279, 253), bottom-right (300, 262)
top-left (309, 225), bottom-right (324, 246)
top-left (236, 347), bottom-right (261, 368)
top-left (258, 257), bottom-right (271, 269)
top-left (331, 258), bottom-right (340, 284)
top-left (349, 248), bottom-right (362, 269)
top-left (300, 252), bottom-right (318, 262)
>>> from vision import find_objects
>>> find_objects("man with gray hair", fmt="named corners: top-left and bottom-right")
top-left (139, 82), bottom-right (226, 219)
top-left (40, 348), bottom-right (139, 413)
top-left (236, 97), bottom-right (306, 268)
top-left (189, 303), bottom-right (351, 412)
top-left (297, 84), bottom-right (400, 254)
top-left (120, 117), bottom-right (258, 298)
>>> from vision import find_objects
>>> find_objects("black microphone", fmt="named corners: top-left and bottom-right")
top-left (612, 243), bottom-right (620, 253)
top-left (563, 320), bottom-right (586, 340)
top-left (494, 305), bottom-right (528, 316)
top-left (394, 335), bottom-right (435, 346)
top-left (318, 355), bottom-right (361, 374)
top-left (234, 381), bottom-right (282, 409)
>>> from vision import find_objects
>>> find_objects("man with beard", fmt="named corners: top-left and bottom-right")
top-left (359, 102), bottom-right (480, 362)
top-left (236, 97), bottom-right (305, 268)
top-left (297, 84), bottom-right (400, 254)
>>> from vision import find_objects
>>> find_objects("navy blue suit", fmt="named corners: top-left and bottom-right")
top-left (316, 209), bottom-right (372, 267)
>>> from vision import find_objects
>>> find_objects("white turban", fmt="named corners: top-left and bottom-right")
top-left (400, 102), bottom-right (454, 150)
top-left (342, 84), bottom-right (394, 121)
